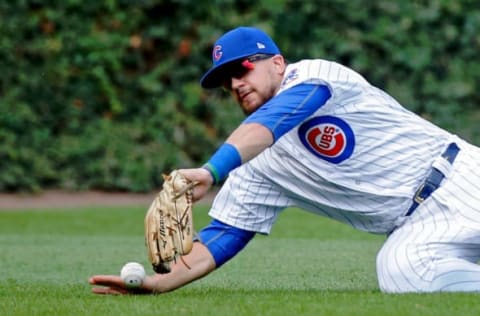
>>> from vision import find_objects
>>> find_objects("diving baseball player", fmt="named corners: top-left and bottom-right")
top-left (90, 26), bottom-right (480, 294)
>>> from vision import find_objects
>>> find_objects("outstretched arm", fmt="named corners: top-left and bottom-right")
top-left (89, 242), bottom-right (215, 295)
top-left (90, 218), bottom-right (255, 295)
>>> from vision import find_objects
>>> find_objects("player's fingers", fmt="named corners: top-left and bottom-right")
top-left (89, 275), bottom-right (124, 287)
top-left (89, 275), bottom-right (128, 295)
top-left (91, 286), bottom-right (128, 295)
top-left (89, 275), bottom-right (154, 295)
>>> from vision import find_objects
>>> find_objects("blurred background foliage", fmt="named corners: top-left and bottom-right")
top-left (0, 0), bottom-right (479, 192)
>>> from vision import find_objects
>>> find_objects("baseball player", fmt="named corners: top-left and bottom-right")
top-left (90, 26), bottom-right (480, 294)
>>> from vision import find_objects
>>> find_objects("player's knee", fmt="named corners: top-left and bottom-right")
top-left (376, 241), bottom-right (427, 293)
top-left (375, 242), bottom-right (414, 293)
top-left (197, 219), bottom-right (255, 268)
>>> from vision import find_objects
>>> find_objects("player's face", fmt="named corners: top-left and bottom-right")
top-left (223, 54), bottom-right (285, 115)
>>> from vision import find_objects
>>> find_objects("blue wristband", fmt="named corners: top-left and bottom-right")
top-left (203, 143), bottom-right (242, 184)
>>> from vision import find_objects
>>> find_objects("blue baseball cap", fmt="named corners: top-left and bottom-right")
top-left (200, 26), bottom-right (281, 89)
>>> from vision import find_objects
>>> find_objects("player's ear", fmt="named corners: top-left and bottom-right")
top-left (272, 54), bottom-right (286, 75)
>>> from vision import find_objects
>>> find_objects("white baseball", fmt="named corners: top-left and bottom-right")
top-left (120, 262), bottom-right (146, 288)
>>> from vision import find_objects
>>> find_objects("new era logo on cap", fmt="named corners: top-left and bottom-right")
top-left (257, 42), bottom-right (266, 49)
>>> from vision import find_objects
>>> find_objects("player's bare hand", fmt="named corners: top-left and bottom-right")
top-left (89, 275), bottom-right (159, 295)
top-left (177, 168), bottom-right (214, 202)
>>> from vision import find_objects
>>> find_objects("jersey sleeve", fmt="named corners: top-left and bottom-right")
top-left (243, 83), bottom-right (331, 141)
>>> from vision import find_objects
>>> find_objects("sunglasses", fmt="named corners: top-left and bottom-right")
top-left (222, 54), bottom-right (274, 90)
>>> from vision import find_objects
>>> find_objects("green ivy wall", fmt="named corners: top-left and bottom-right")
top-left (1, 0), bottom-right (479, 192)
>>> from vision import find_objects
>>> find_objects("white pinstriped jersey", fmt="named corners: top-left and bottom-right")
top-left (209, 59), bottom-right (454, 234)
top-left (209, 58), bottom-right (480, 293)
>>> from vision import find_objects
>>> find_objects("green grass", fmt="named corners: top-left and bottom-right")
top-left (1, 205), bottom-right (480, 315)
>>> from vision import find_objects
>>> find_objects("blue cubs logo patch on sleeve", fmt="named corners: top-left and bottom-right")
top-left (281, 68), bottom-right (299, 87)
top-left (298, 116), bottom-right (355, 163)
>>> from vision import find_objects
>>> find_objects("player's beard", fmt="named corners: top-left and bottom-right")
top-left (236, 87), bottom-right (275, 115)
top-left (239, 93), bottom-right (261, 115)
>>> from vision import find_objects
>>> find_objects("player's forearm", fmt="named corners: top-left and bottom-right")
top-left (203, 123), bottom-right (273, 184)
top-left (226, 122), bottom-right (274, 162)
top-left (146, 242), bottom-right (216, 293)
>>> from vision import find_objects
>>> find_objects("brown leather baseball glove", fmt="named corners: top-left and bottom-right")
top-left (144, 170), bottom-right (196, 274)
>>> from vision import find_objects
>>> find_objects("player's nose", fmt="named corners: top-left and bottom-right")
top-left (231, 77), bottom-right (244, 90)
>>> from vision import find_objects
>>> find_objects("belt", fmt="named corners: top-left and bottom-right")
top-left (405, 142), bottom-right (460, 216)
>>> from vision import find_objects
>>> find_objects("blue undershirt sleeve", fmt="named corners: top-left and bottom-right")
top-left (198, 219), bottom-right (256, 268)
top-left (243, 83), bottom-right (331, 142)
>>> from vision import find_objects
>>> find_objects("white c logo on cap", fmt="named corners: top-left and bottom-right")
top-left (213, 45), bottom-right (223, 61)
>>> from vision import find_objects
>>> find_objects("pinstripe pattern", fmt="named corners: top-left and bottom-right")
top-left (377, 139), bottom-right (480, 292)
top-left (210, 162), bottom-right (292, 233)
top-left (208, 59), bottom-right (480, 292)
